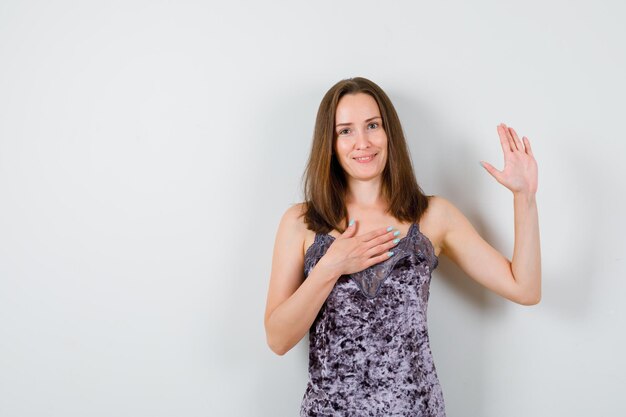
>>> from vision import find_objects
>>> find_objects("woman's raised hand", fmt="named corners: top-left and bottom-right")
top-left (480, 123), bottom-right (538, 195)
top-left (317, 220), bottom-right (400, 278)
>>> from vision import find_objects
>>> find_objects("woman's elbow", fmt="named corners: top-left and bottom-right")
top-left (266, 335), bottom-right (292, 356)
top-left (264, 323), bottom-right (293, 356)
top-left (269, 344), bottom-right (288, 356)
top-left (516, 291), bottom-right (541, 306)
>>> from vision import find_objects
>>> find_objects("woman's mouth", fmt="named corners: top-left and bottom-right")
top-left (353, 153), bottom-right (377, 163)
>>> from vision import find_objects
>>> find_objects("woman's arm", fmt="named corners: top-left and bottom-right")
top-left (511, 192), bottom-right (541, 303)
top-left (264, 205), bottom-right (401, 355)
top-left (439, 193), bottom-right (541, 305)
top-left (264, 204), bottom-right (339, 356)
top-left (440, 123), bottom-right (541, 305)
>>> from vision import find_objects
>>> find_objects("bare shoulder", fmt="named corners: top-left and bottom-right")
top-left (419, 195), bottom-right (457, 257)
top-left (277, 203), bottom-right (308, 239)
top-left (429, 194), bottom-right (461, 215)
top-left (426, 195), bottom-right (468, 227)
top-left (424, 195), bottom-right (482, 256)
top-left (275, 202), bottom-right (309, 254)
top-left (280, 202), bottom-right (307, 226)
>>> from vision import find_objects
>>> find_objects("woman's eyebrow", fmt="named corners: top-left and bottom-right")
top-left (335, 116), bottom-right (381, 127)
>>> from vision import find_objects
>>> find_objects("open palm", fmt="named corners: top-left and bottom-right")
top-left (481, 123), bottom-right (538, 194)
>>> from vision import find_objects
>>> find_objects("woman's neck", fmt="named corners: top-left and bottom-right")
top-left (345, 177), bottom-right (386, 209)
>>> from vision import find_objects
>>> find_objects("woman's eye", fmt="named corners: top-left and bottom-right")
top-left (338, 128), bottom-right (350, 135)
top-left (368, 122), bottom-right (379, 129)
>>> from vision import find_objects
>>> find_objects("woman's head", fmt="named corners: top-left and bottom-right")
top-left (333, 92), bottom-right (388, 183)
top-left (303, 77), bottom-right (429, 233)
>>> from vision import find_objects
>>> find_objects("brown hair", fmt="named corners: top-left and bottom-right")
top-left (302, 77), bottom-right (430, 234)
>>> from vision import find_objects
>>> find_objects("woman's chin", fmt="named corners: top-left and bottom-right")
top-left (346, 170), bottom-right (384, 182)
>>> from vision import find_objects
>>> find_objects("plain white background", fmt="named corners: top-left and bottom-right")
top-left (1, 0), bottom-right (625, 416)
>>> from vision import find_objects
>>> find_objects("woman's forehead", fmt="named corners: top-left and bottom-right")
top-left (335, 93), bottom-right (381, 124)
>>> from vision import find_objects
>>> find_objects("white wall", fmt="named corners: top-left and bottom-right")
top-left (1, 1), bottom-right (624, 416)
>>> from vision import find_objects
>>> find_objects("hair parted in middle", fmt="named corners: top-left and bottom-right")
top-left (302, 77), bottom-right (430, 234)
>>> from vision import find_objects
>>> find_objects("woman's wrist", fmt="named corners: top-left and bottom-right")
top-left (314, 258), bottom-right (342, 283)
top-left (513, 191), bottom-right (536, 203)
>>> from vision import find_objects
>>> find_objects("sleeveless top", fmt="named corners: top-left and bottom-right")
top-left (300, 223), bottom-right (446, 416)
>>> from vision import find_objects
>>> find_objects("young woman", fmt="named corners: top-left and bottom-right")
top-left (264, 77), bottom-right (541, 416)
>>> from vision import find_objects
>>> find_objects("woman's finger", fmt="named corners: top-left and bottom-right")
top-left (360, 226), bottom-right (396, 242)
top-left (365, 250), bottom-right (396, 269)
top-left (338, 219), bottom-right (357, 239)
top-left (523, 136), bottom-right (534, 156)
top-left (508, 126), bottom-right (524, 152)
top-left (501, 124), bottom-right (518, 152)
top-left (497, 124), bottom-right (513, 153)
top-left (364, 229), bottom-right (398, 248)
top-left (364, 237), bottom-right (400, 258)
top-left (480, 160), bottom-right (503, 183)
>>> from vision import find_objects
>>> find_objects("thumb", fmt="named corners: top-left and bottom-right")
top-left (340, 219), bottom-right (357, 238)
top-left (480, 160), bottom-right (502, 182)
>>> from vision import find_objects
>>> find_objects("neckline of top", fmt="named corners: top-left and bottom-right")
top-left (321, 222), bottom-right (417, 246)
top-left (305, 223), bottom-right (424, 262)
top-left (305, 222), bottom-right (440, 271)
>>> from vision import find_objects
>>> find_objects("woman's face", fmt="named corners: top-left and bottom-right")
top-left (334, 93), bottom-right (388, 182)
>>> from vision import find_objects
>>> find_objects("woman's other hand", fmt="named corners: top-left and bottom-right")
top-left (480, 123), bottom-right (538, 195)
top-left (317, 221), bottom-right (400, 277)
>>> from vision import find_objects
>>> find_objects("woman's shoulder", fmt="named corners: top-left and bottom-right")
top-left (423, 194), bottom-right (471, 237)
top-left (420, 195), bottom-right (457, 256)
top-left (421, 194), bottom-right (441, 219)
top-left (280, 202), bottom-right (307, 225)
top-left (277, 202), bottom-right (315, 259)
top-left (425, 194), bottom-right (451, 212)
top-left (277, 203), bottom-right (309, 240)
top-left (425, 194), bottom-right (466, 222)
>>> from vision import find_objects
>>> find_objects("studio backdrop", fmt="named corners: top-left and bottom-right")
top-left (0, 1), bottom-right (624, 416)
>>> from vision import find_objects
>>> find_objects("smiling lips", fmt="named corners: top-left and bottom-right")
top-left (353, 153), bottom-right (377, 163)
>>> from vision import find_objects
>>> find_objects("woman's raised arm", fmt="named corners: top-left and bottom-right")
top-left (439, 123), bottom-right (541, 305)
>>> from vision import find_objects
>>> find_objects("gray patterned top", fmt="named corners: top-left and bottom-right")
top-left (300, 223), bottom-right (446, 416)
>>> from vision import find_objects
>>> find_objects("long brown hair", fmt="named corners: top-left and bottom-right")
top-left (302, 77), bottom-right (430, 234)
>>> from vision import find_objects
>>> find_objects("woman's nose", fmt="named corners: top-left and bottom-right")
top-left (354, 130), bottom-right (371, 149)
